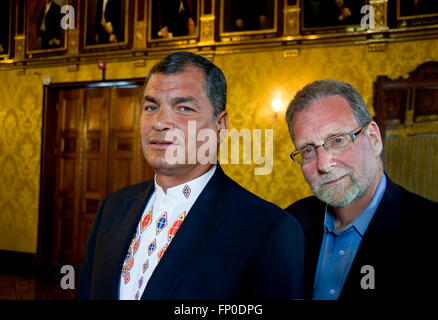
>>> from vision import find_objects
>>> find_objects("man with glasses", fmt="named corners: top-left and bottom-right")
top-left (285, 79), bottom-right (438, 300)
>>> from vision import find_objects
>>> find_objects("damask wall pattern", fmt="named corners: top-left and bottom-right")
top-left (1, 38), bottom-right (438, 253)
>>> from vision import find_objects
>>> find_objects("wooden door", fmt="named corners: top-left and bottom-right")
top-left (50, 84), bottom-right (153, 266)
top-left (53, 89), bottom-right (84, 265)
top-left (79, 88), bottom-right (109, 260)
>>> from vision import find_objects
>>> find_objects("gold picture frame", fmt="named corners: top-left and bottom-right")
top-left (25, 0), bottom-right (68, 56)
top-left (300, 0), bottom-right (368, 34)
top-left (0, 0), bottom-right (12, 60)
top-left (396, 0), bottom-right (438, 27)
top-left (83, 0), bottom-right (130, 51)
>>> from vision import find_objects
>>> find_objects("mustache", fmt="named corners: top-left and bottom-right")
top-left (147, 130), bottom-right (185, 145)
top-left (317, 168), bottom-right (352, 185)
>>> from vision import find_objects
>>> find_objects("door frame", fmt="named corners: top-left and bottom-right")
top-left (37, 78), bottom-right (146, 267)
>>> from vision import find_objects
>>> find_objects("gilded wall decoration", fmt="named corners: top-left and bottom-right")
top-left (67, 29), bottom-right (80, 55)
top-left (370, 0), bottom-right (388, 29)
top-left (134, 21), bottom-right (147, 50)
top-left (284, 8), bottom-right (300, 36)
top-left (200, 15), bottom-right (215, 44)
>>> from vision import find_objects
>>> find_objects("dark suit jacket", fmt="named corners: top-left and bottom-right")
top-left (37, 1), bottom-right (61, 49)
top-left (95, 0), bottom-right (120, 42)
top-left (77, 166), bottom-right (305, 300)
top-left (286, 174), bottom-right (438, 301)
top-left (153, 0), bottom-right (194, 37)
top-left (229, 0), bottom-right (268, 31)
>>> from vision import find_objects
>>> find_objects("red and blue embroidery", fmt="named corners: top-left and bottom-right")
top-left (124, 272), bottom-right (130, 284)
top-left (143, 260), bottom-right (149, 273)
top-left (148, 239), bottom-right (156, 256)
top-left (168, 211), bottom-right (186, 242)
top-left (133, 236), bottom-right (141, 255)
top-left (121, 264), bottom-right (128, 277)
top-left (158, 244), bottom-right (168, 262)
top-left (132, 227), bottom-right (139, 243)
top-left (124, 247), bottom-right (132, 263)
top-left (127, 256), bottom-right (134, 271)
top-left (182, 185), bottom-right (191, 198)
top-left (156, 212), bottom-right (167, 235)
top-left (140, 209), bottom-right (152, 233)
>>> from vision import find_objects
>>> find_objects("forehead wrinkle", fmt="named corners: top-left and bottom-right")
top-left (144, 70), bottom-right (207, 104)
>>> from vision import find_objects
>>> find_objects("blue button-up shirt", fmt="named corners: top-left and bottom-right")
top-left (312, 174), bottom-right (387, 300)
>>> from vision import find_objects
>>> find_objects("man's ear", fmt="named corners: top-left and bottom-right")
top-left (216, 111), bottom-right (229, 144)
top-left (367, 121), bottom-right (383, 156)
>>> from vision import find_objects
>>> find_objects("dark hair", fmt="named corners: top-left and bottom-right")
top-left (285, 79), bottom-right (371, 140)
top-left (144, 52), bottom-right (227, 121)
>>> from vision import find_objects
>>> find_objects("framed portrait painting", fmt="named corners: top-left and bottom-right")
top-left (26, 0), bottom-right (68, 54)
top-left (397, 0), bottom-right (438, 27)
top-left (84, 0), bottom-right (129, 49)
top-left (0, 0), bottom-right (12, 59)
top-left (148, 0), bottom-right (200, 47)
top-left (221, 0), bottom-right (277, 34)
top-left (301, 0), bottom-right (367, 33)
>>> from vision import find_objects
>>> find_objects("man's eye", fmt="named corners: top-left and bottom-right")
top-left (302, 147), bottom-right (313, 154)
top-left (177, 106), bottom-right (194, 112)
top-left (333, 136), bottom-right (345, 144)
top-left (143, 105), bottom-right (158, 112)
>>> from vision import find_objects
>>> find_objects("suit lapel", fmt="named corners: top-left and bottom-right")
top-left (304, 199), bottom-right (326, 299)
top-left (141, 166), bottom-right (228, 299)
top-left (102, 182), bottom-right (154, 299)
top-left (339, 176), bottom-right (401, 299)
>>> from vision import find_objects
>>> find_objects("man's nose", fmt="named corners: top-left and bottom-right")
top-left (316, 146), bottom-right (336, 173)
top-left (152, 107), bottom-right (174, 130)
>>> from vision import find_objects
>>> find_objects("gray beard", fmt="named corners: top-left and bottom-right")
top-left (311, 167), bottom-right (377, 208)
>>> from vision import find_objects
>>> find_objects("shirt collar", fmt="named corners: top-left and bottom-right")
top-left (153, 165), bottom-right (217, 203)
top-left (324, 173), bottom-right (387, 236)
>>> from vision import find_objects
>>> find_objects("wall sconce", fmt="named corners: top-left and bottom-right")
top-left (271, 98), bottom-right (282, 121)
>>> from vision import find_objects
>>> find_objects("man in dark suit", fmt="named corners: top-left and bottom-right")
top-left (76, 52), bottom-right (305, 300)
top-left (37, 0), bottom-right (62, 49)
top-left (284, 79), bottom-right (438, 300)
top-left (95, 0), bottom-right (120, 44)
top-left (152, 0), bottom-right (195, 38)
top-left (303, 0), bottom-right (361, 28)
top-left (227, 0), bottom-right (270, 31)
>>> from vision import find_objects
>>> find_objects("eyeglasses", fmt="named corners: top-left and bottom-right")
top-left (290, 123), bottom-right (369, 165)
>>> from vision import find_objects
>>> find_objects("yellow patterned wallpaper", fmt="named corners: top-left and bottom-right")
top-left (1, 38), bottom-right (438, 253)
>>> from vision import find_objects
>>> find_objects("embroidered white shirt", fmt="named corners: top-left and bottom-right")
top-left (118, 165), bottom-right (216, 300)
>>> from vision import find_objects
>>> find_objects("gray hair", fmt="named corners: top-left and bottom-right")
top-left (285, 79), bottom-right (371, 140)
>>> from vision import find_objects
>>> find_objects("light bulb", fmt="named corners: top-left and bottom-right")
top-left (272, 98), bottom-right (282, 113)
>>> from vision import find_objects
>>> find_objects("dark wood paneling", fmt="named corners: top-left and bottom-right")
top-left (40, 82), bottom-right (153, 267)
